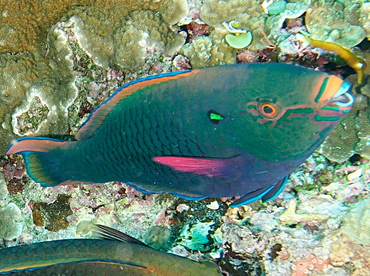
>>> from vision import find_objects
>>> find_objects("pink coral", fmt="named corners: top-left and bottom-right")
top-left (291, 254), bottom-right (329, 276)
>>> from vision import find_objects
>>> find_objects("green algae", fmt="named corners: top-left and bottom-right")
top-left (225, 32), bottom-right (253, 49)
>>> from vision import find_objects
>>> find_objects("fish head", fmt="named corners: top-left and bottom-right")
top-left (230, 65), bottom-right (354, 162)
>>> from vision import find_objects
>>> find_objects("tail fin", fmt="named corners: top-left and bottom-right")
top-left (6, 138), bottom-right (69, 187)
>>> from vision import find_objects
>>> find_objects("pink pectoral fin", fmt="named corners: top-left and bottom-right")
top-left (152, 156), bottom-right (229, 177)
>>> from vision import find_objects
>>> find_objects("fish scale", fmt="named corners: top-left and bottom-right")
top-left (6, 64), bottom-right (354, 206)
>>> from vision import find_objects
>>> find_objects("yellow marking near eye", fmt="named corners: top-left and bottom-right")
top-left (296, 32), bottom-right (367, 84)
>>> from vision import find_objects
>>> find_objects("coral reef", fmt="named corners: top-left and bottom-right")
top-left (330, 233), bottom-right (370, 276)
top-left (0, 0), bottom-right (188, 155)
top-left (291, 254), bottom-right (329, 276)
top-left (339, 197), bottom-right (370, 245)
top-left (305, 0), bottom-right (369, 48)
top-left (179, 221), bottom-right (215, 251)
top-left (279, 198), bottom-right (328, 226)
top-left (0, 174), bottom-right (23, 241)
top-left (144, 225), bottom-right (173, 251)
top-left (31, 194), bottom-right (72, 232)
top-left (181, 35), bottom-right (237, 68)
top-left (319, 84), bottom-right (370, 162)
top-left (0, 1), bottom-right (370, 275)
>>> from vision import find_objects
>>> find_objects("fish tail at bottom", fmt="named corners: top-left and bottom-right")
top-left (6, 137), bottom-right (72, 187)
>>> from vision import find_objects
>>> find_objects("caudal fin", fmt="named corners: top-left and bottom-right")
top-left (6, 138), bottom-right (69, 187)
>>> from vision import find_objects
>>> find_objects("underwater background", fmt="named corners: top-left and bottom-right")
top-left (0, 0), bottom-right (369, 275)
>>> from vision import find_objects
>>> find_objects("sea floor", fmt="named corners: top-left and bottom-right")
top-left (1, 152), bottom-right (369, 276)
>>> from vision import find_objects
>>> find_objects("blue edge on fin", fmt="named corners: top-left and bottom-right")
top-left (126, 182), bottom-right (207, 201)
top-left (8, 138), bottom-right (286, 208)
top-left (128, 175), bottom-right (287, 208)
top-left (7, 137), bottom-right (65, 187)
top-left (79, 70), bottom-right (191, 130)
top-left (230, 176), bottom-right (288, 208)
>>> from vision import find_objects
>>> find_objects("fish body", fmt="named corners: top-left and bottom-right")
top-left (0, 225), bottom-right (222, 275)
top-left (7, 63), bottom-right (354, 206)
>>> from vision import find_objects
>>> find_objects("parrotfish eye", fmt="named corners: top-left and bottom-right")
top-left (258, 102), bottom-right (279, 118)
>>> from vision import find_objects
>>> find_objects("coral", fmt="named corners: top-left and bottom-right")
top-left (179, 221), bottom-right (215, 251)
top-left (0, 203), bottom-right (23, 240)
top-left (291, 254), bottom-right (329, 276)
top-left (339, 197), bottom-right (370, 245)
top-left (0, 52), bottom-right (37, 154)
top-left (0, 175), bottom-right (23, 241)
top-left (221, 223), bottom-right (267, 257)
top-left (13, 96), bottom-right (49, 136)
top-left (0, 0), bottom-right (186, 54)
top-left (279, 199), bottom-right (327, 226)
top-left (305, 0), bottom-right (368, 48)
top-left (73, 7), bottom-right (186, 69)
top-left (144, 225), bottom-right (173, 251)
top-left (181, 33), bottom-right (237, 68)
top-left (31, 194), bottom-right (73, 232)
top-left (0, 0), bottom-right (188, 154)
top-left (319, 91), bottom-right (370, 162)
top-left (113, 10), bottom-right (185, 70)
top-left (199, 0), bottom-right (308, 53)
top-left (0, 155), bottom-right (27, 195)
top-left (330, 233), bottom-right (370, 276)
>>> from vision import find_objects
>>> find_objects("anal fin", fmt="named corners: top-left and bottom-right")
top-left (230, 177), bottom-right (288, 208)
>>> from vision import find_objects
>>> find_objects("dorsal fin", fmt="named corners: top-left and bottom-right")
top-left (92, 224), bottom-right (148, 247)
top-left (75, 70), bottom-right (200, 141)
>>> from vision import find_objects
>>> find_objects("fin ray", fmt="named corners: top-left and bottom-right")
top-left (92, 224), bottom-right (148, 247)
top-left (261, 177), bottom-right (288, 203)
top-left (230, 186), bottom-right (274, 207)
top-left (6, 138), bottom-right (70, 187)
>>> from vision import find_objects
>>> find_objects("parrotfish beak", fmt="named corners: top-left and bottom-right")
top-left (328, 81), bottom-right (354, 113)
top-left (315, 75), bottom-right (354, 114)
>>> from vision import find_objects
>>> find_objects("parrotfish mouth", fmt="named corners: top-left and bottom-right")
top-left (316, 77), bottom-right (354, 118)
top-left (328, 81), bottom-right (354, 113)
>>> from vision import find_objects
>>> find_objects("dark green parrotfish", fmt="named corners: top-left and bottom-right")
top-left (6, 63), bottom-right (354, 207)
top-left (0, 224), bottom-right (223, 275)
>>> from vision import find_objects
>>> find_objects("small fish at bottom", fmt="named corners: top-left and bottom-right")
top-left (0, 224), bottom-right (223, 275)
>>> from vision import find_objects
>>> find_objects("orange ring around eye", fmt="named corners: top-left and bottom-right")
top-left (259, 102), bottom-right (278, 118)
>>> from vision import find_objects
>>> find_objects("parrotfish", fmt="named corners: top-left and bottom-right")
top-left (6, 63), bottom-right (354, 207)
top-left (0, 224), bottom-right (222, 275)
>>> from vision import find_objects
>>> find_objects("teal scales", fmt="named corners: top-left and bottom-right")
top-left (7, 63), bottom-right (354, 207)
